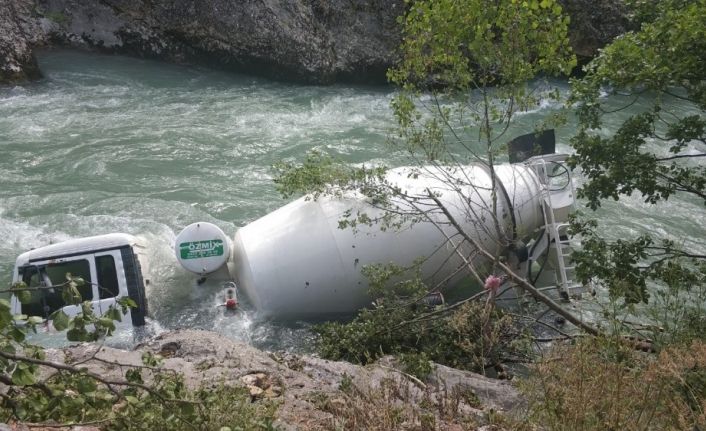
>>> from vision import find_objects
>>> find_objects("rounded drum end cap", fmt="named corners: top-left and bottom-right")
top-left (175, 222), bottom-right (230, 275)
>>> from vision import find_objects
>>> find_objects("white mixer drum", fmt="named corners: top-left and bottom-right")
top-left (232, 163), bottom-right (544, 317)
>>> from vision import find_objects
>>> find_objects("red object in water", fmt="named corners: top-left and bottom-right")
top-left (225, 298), bottom-right (238, 309)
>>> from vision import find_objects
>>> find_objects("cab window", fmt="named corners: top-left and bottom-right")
top-left (19, 259), bottom-right (92, 317)
top-left (96, 255), bottom-right (120, 298)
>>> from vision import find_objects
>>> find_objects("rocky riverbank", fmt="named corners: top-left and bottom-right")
top-left (2, 0), bottom-right (403, 85)
top-left (26, 329), bottom-right (523, 430)
top-left (1, 0), bottom-right (629, 86)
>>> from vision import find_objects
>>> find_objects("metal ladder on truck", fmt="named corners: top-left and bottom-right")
top-left (528, 154), bottom-right (582, 300)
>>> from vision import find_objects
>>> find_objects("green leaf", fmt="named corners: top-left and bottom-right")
top-left (119, 297), bottom-right (138, 309)
top-left (16, 289), bottom-right (32, 304)
top-left (181, 402), bottom-right (195, 417)
top-left (81, 302), bottom-right (93, 316)
top-left (76, 376), bottom-right (97, 393)
top-left (141, 351), bottom-right (163, 367)
top-left (51, 310), bottom-right (70, 331)
top-left (0, 342), bottom-right (16, 355)
top-left (98, 317), bottom-right (116, 333)
top-left (0, 308), bottom-right (12, 330)
top-left (27, 316), bottom-right (44, 325)
top-left (106, 307), bottom-right (122, 322)
top-left (125, 368), bottom-right (143, 384)
top-left (66, 328), bottom-right (85, 342)
top-left (8, 327), bottom-right (25, 343)
top-left (12, 366), bottom-right (36, 386)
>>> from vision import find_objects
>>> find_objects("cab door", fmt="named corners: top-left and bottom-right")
top-left (13, 255), bottom-right (96, 322)
top-left (92, 250), bottom-right (133, 327)
top-left (12, 252), bottom-right (134, 329)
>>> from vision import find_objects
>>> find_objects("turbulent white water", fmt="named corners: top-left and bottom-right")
top-left (0, 50), bottom-right (703, 350)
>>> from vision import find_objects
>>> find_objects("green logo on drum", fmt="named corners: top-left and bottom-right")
top-left (179, 240), bottom-right (224, 259)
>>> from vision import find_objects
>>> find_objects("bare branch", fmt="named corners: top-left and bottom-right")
top-left (25, 418), bottom-right (112, 429)
top-left (0, 350), bottom-right (202, 409)
top-left (427, 189), bottom-right (601, 336)
top-left (655, 153), bottom-right (706, 162)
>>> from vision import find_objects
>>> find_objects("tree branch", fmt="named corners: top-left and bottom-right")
top-left (0, 350), bottom-right (201, 408)
top-left (25, 417), bottom-right (112, 428)
top-left (655, 153), bottom-right (706, 162)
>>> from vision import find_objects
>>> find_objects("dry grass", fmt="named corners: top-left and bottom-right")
top-left (306, 375), bottom-right (498, 431)
top-left (522, 338), bottom-right (706, 431)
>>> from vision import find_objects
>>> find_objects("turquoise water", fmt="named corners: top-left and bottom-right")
top-left (0, 50), bottom-right (703, 349)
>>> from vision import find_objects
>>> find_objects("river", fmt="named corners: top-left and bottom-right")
top-left (0, 50), bottom-right (703, 350)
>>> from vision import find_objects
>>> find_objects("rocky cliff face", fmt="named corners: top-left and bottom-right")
top-left (561, 0), bottom-right (631, 60)
top-left (0, 0), bottom-right (43, 83)
top-left (0, 0), bottom-right (629, 85)
top-left (31, 0), bottom-right (403, 84)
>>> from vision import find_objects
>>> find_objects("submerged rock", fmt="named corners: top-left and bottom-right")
top-left (40, 329), bottom-right (524, 429)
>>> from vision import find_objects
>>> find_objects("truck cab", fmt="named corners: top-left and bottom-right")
top-left (10, 233), bottom-right (149, 327)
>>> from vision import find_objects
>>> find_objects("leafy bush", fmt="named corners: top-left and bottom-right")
top-left (0, 278), bottom-right (279, 430)
top-left (315, 264), bottom-right (528, 375)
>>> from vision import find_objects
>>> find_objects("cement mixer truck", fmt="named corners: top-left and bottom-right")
top-left (9, 131), bottom-right (581, 325)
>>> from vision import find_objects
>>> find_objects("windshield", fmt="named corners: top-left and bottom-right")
top-left (19, 259), bottom-right (93, 318)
